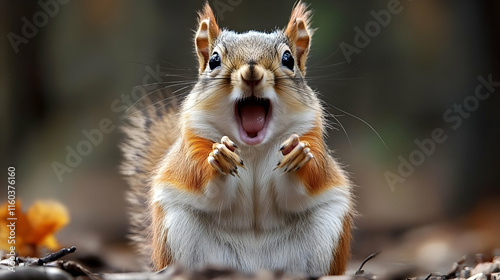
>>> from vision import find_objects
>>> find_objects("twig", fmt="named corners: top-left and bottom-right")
top-left (355, 251), bottom-right (381, 275)
top-left (35, 246), bottom-right (77, 265)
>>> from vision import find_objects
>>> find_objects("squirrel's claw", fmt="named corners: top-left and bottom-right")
top-left (290, 152), bottom-right (313, 172)
top-left (208, 136), bottom-right (245, 176)
top-left (208, 154), bottom-right (226, 175)
top-left (276, 134), bottom-right (313, 172)
top-left (279, 134), bottom-right (300, 154)
top-left (221, 136), bottom-right (238, 151)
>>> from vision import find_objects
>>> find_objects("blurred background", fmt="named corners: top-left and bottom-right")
top-left (1, 0), bottom-right (499, 276)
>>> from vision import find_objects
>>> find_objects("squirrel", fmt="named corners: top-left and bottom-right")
top-left (121, 1), bottom-right (354, 276)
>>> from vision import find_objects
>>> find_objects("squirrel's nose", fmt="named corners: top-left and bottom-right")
top-left (241, 74), bottom-right (263, 88)
top-left (240, 64), bottom-right (264, 88)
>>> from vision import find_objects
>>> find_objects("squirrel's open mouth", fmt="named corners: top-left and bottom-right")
top-left (235, 97), bottom-right (272, 145)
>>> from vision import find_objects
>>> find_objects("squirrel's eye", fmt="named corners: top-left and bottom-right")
top-left (281, 50), bottom-right (294, 71)
top-left (209, 52), bottom-right (221, 70)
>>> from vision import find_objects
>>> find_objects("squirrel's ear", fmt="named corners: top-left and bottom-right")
top-left (195, 2), bottom-right (220, 73)
top-left (285, 1), bottom-right (314, 75)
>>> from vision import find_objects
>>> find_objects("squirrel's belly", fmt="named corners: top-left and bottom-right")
top-left (164, 203), bottom-right (341, 275)
top-left (154, 144), bottom-right (351, 275)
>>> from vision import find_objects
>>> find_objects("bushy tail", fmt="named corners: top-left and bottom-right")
top-left (120, 94), bottom-right (179, 269)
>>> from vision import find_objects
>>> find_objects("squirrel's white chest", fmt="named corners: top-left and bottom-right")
top-left (217, 146), bottom-right (287, 229)
top-left (153, 144), bottom-right (351, 275)
top-left (163, 197), bottom-right (341, 275)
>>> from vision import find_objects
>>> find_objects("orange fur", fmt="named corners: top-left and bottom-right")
top-left (328, 215), bottom-right (352, 275)
top-left (151, 202), bottom-right (171, 270)
top-left (157, 131), bottom-right (218, 193)
top-left (296, 125), bottom-right (347, 195)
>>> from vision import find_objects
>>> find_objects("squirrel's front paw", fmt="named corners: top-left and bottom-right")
top-left (208, 136), bottom-right (245, 176)
top-left (275, 134), bottom-right (314, 172)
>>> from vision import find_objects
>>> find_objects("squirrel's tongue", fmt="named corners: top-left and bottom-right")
top-left (240, 104), bottom-right (266, 134)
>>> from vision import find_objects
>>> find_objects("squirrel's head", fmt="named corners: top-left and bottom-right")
top-left (185, 1), bottom-right (320, 147)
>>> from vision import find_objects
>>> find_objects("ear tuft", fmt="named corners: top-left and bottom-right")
top-left (285, 1), bottom-right (314, 75)
top-left (197, 2), bottom-right (219, 35)
top-left (195, 2), bottom-right (220, 73)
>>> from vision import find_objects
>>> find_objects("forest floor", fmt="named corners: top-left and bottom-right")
top-left (1, 247), bottom-right (499, 280)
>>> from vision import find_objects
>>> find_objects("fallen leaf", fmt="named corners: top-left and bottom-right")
top-left (0, 200), bottom-right (70, 257)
